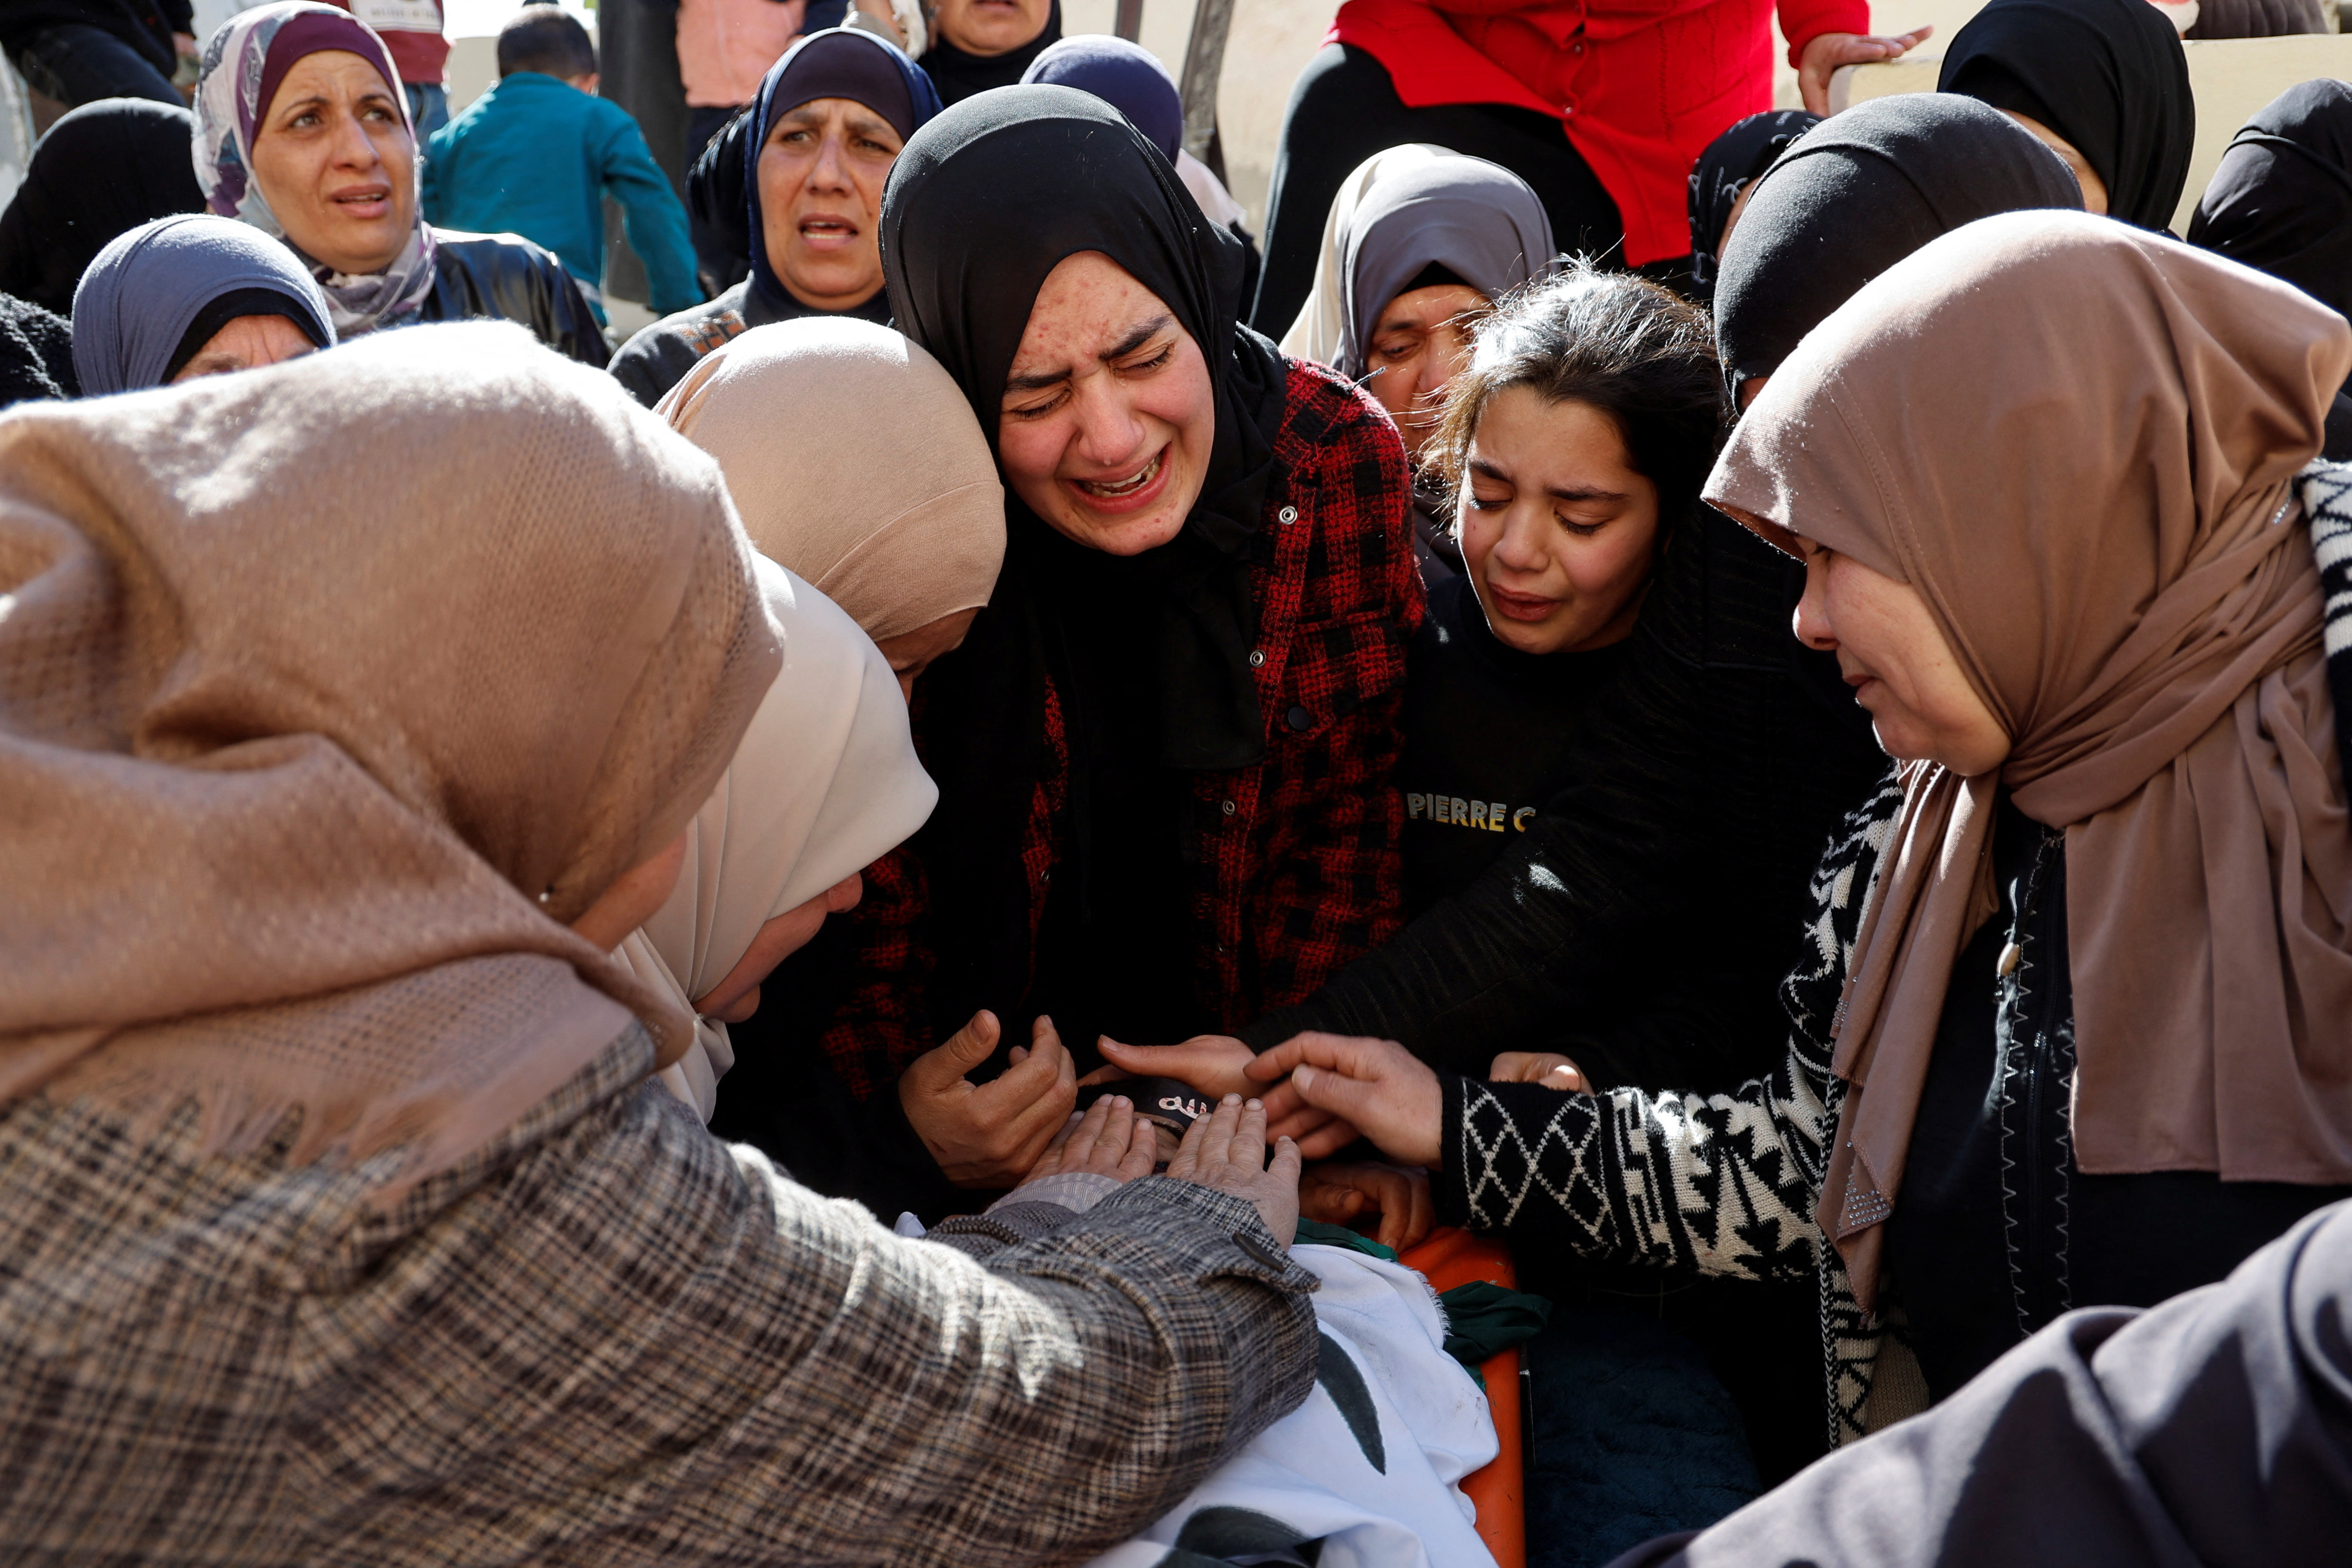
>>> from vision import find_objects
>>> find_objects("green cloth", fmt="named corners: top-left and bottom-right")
top-left (422, 72), bottom-right (702, 318)
top-left (1291, 1223), bottom-right (1551, 1385)
top-left (1438, 1279), bottom-right (1553, 1368)
top-left (1292, 1219), bottom-right (1398, 1260)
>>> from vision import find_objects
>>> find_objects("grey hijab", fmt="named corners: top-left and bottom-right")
top-left (1337, 151), bottom-right (1555, 380)
top-left (72, 214), bottom-right (332, 395)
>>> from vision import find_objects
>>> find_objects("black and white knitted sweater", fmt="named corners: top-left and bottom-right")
top-left (1436, 461), bottom-right (2352, 1449)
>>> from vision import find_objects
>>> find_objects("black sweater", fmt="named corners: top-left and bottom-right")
top-left (1399, 572), bottom-right (1632, 915)
top-left (1242, 508), bottom-right (1891, 1094)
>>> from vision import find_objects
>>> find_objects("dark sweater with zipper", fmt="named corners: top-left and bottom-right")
top-left (1242, 507), bottom-right (1891, 1095)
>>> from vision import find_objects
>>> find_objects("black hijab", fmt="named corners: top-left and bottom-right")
top-left (1686, 110), bottom-right (1820, 295)
top-left (1938, 0), bottom-right (2195, 230)
top-left (918, 0), bottom-right (1062, 105)
top-left (879, 85), bottom-right (1286, 1049)
top-left (1714, 94), bottom-right (2083, 396)
top-left (2189, 80), bottom-right (2352, 334)
top-left (2191, 79), bottom-right (2352, 453)
top-left (0, 98), bottom-right (203, 316)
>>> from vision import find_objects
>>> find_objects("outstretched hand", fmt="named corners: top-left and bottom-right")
top-left (1796, 25), bottom-right (1932, 114)
top-left (899, 1011), bottom-right (1078, 1188)
top-left (1164, 1095), bottom-right (1303, 1247)
top-left (1096, 1034), bottom-right (1360, 1155)
top-left (1250, 1033), bottom-right (1442, 1168)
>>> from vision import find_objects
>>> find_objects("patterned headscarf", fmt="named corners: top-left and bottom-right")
top-left (192, 0), bottom-right (436, 337)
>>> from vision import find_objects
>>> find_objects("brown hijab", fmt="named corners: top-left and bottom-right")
top-left (1707, 211), bottom-right (2352, 1310)
top-left (0, 322), bottom-right (779, 1185)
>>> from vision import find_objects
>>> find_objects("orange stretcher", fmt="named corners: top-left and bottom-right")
top-left (1399, 1228), bottom-right (1526, 1568)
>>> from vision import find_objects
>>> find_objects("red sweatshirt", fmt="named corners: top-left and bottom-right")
top-left (1328, 0), bottom-right (1868, 265)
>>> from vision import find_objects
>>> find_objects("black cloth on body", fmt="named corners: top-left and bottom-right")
top-left (1684, 110), bottom-right (1819, 297)
top-left (607, 274), bottom-right (894, 407)
top-left (1250, 44), bottom-right (1624, 338)
top-left (0, 97), bottom-right (203, 316)
top-left (1887, 792), bottom-right (2352, 1405)
top-left (0, 291), bottom-right (77, 406)
top-left (0, 0), bottom-right (189, 104)
top-left (2189, 79), bottom-right (2352, 399)
top-left (917, 0), bottom-right (1061, 104)
top-left (1713, 94), bottom-right (2082, 395)
top-left (1399, 572), bottom-right (1634, 916)
top-left (1938, 0), bottom-right (2196, 230)
top-left (1601, 1198), bottom-right (2352, 1568)
top-left (418, 230), bottom-right (608, 367)
top-left (1238, 507), bottom-right (1889, 1095)
top-left (2184, 0), bottom-right (2326, 36)
top-left (879, 85), bottom-right (1285, 1059)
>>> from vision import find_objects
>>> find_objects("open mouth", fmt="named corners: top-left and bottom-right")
top-left (331, 185), bottom-right (391, 216)
top-left (798, 216), bottom-right (859, 248)
top-left (1073, 447), bottom-right (1164, 501)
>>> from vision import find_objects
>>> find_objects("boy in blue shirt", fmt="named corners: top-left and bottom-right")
top-left (422, 5), bottom-right (701, 325)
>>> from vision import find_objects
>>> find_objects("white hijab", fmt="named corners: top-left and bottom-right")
top-left (620, 555), bottom-right (938, 1120)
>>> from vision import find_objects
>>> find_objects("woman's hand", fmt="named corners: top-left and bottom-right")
top-left (1250, 1033), bottom-right (1442, 1168)
top-left (1796, 26), bottom-right (1932, 114)
top-left (1099, 1034), bottom-right (1361, 1155)
top-left (1164, 1095), bottom-right (1303, 1247)
top-left (1489, 1051), bottom-right (1589, 1093)
top-left (1299, 1161), bottom-right (1435, 1253)
top-left (899, 1011), bottom-right (1078, 1188)
top-left (1020, 1093), bottom-right (1159, 1185)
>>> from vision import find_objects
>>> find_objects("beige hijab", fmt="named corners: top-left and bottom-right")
top-left (0, 322), bottom-right (778, 1184)
top-left (1707, 211), bottom-right (2352, 1310)
top-left (657, 318), bottom-right (1004, 642)
top-left (621, 555), bottom-right (939, 1121)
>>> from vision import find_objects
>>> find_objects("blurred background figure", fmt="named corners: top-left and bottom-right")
top-left (653, 0), bottom-right (812, 292)
top-left (918, 0), bottom-right (1059, 104)
top-left (1249, 0), bottom-right (1929, 334)
top-left (71, 212), bottom-right (332, 393)
top-left (424, 4), bottom-right (700, 327)
top-left (0, 0), bottom-right (192, 111)
top-left (0, 98), bottom-right (204, 317)
top-left (321, 0), bottom-right (451, 135)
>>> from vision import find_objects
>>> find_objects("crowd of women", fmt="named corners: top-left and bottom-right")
top-left (3, 0), bottom-right (2352, 1561)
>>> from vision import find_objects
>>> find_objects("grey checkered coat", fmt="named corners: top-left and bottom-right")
top-left (0, 1027), bottom-right (1319, 1565)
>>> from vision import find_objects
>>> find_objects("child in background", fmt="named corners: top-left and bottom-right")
top-left (421, 4), bottom-right (701, 326)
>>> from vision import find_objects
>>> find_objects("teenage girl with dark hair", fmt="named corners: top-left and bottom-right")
top-left (1399, 261), bottom-right (1722, 927)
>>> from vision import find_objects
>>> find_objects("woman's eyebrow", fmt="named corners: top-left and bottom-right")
top-left (1103, 314), bottom-right (1174, 362)
top-left (1003, 315), bottom-right (1177, 396)
top-left (1549, 484), bottom-right (1629, 503)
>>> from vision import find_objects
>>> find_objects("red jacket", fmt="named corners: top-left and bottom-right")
top-left (1329, 0), bottom-right (1868, 266)
top-left (819, 359), bottom-right (1423, 1093)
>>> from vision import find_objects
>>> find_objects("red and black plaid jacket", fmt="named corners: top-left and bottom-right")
top-left (821, 359), bottom-right (1423, 1098)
